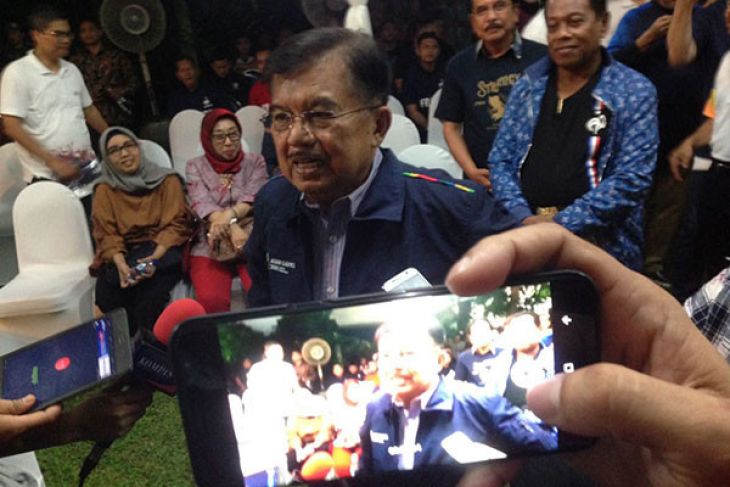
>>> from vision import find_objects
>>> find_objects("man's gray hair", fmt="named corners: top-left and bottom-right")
top-left (264, 27), bottom-right (391, 106)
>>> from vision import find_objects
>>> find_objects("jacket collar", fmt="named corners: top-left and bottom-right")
top-left (352, 148), bottom-right (405, 222)
top-left (475, 30), bottom-right (524, 60)
top-left (523, 48), bottom-right (617, 110)
top-left (384, 377), bottom-right (454, 420)
top-left (28, 51), bottom-right (68, 76)
top-left (423, 377), bottom-right (454, 412)
top-left (282, 148), bottom-right (406, 223)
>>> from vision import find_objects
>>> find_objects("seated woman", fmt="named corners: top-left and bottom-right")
top-left (91, 127), bottom-right (194, 336)
top-left (186, 108), bottom-right (268, 312)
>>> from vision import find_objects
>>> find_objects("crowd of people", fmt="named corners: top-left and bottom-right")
top-left (0, 0), bottom-right (730, 485)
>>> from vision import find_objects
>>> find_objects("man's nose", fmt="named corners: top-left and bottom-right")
top-left (554, 22), bottom-right (572, 38)
top-left (286, 118), bottom-right (315, 145)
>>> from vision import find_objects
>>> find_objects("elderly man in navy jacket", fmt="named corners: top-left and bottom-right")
top-left (358, 321), bottom-right (557, 474)
top-left (245, 28), bottom-right (519, 307)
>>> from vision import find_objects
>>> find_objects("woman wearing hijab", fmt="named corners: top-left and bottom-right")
top-left (91, 127), bottom-right (194, 335)
top-left (186, 108), bottom-right (268, 312)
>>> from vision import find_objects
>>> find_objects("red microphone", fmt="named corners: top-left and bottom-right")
top-left (300, 451), bottom-right (334, 481)
top-left (153, 298), bottom-right (206, 345)
top-left (134, 299), bottom-right (206, 394)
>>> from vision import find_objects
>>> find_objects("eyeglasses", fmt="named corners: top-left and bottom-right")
top-left (106, 141), bottom-right (139, 157)
top-left (472, 0), bottom-right (511, 16)
top-left (261, 105), bottom-right (382, 133)
top-left (42, 30), bottom-right (74, 40)
top-left (377, 350), bottom-right (422, 364)
top-left (211, 131), bottom-right (242, 143)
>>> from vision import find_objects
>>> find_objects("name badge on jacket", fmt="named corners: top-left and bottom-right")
top-left (267, 255), bottom-right (296, 275)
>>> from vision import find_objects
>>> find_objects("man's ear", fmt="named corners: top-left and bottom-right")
top-left (599, 11), bottom-right (610, 39)
top-left (373, 106), bottom-right (392, 146)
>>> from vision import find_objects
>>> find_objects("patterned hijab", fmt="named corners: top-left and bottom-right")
top-left (97, 126), bottom-right (177, 193)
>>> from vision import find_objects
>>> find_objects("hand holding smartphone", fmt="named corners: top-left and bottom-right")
top-left (0, 309), bottom-right (133, 411)
top-left (446, 224), bottom-right (730, 487)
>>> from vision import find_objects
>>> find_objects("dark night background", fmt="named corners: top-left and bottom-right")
top-left (0, 0), bottom-right (312, 124)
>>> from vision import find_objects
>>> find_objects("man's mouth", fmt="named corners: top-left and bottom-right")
top-left (390, 374), bottom-right (412, 386)
top-left (292, 156), bottom-right (324, 176)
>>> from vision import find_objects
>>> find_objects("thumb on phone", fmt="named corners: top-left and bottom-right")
top-left (527, 363), bottom-right (729, 455)
top-left (0, 395), bottom-right (62, 441)
top-left (0, 395), bottom-right (37, 416)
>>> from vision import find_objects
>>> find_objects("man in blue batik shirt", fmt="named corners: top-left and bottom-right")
top-left (489, 0), bottom-right (659, 270)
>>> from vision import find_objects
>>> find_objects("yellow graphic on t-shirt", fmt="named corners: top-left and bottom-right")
top-left (488, 95), bottom-right (505, 121)
top-left (476, 73), bottom-right (520, 98)
top-left (474, 73), bottom-right (520, 126)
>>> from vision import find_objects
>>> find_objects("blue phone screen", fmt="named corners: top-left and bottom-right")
top-left (2, 318), bottom-right (116, 409)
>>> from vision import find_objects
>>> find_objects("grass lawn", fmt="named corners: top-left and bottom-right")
top-left (36, 391), bottom-right (196, 486)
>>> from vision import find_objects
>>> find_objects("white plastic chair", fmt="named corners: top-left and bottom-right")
top-left (521, 8), bottom-right (548, 45)
top-left (0, 182), bottom-right (94, 340)
top-left (236, 105), bottom-right (267, 154)
top-left (381, 113), bottom-right (421, 155)
top-left (139, 139), bottom-right (173, 168)
top-left (427, 88), bottom-right (449, 151)
top-left (387, 95), bottom-right (405, 116)
top-left (0, 143), bottom-right (24, 286)
top-left (169, 109), bottom-right (205, 177)
top-left (398, 144), bottom-right (463, 179)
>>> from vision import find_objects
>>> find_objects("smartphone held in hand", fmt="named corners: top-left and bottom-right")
top-left (171, 271), bottom-right (600, 486)
top-left (0, 309), bottom-right (133, 411)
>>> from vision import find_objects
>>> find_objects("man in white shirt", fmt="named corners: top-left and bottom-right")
top-left (240, 342), bottom-right (298, 483)
top-left (0, 5), bottom-right (108, 210)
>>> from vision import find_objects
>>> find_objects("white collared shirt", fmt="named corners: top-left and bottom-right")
top-left (304, 150), bottom-right (384, 300)
top-left (711, 51), bottom-right (730, 162)
top-left (0, 52), bottom-right (94, 182)
top-left (393, 379), bottom-right (439, 470)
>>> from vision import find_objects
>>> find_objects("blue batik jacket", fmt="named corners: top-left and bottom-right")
top-left (489, 51), bottom-right (658, 270)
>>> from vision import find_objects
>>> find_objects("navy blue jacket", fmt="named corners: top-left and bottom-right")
top-left (245, 149), bottom-right (519, 307)
top-left (358, 378), bottom-right (557, 474)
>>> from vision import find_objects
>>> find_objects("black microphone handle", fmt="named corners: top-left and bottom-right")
top-left (78, 440), bottom-right (114, 487)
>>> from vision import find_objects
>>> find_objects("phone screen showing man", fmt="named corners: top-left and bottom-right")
top-left (1, 317), bottom-right (116, 410)
top-left (213, 279), bottom-right (599, 485)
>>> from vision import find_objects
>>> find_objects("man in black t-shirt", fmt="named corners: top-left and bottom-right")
top-left (403, 32), bottom-right (445, 143)
top-left (435, 0), bottom-right (546, 189)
